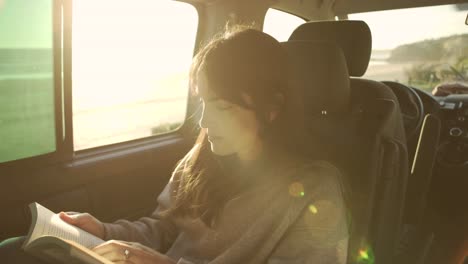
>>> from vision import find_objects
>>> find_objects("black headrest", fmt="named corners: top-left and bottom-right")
top-left (289, 20), bottom-right (372, 77)
top-left (281, 40), bottom-right (350, 118)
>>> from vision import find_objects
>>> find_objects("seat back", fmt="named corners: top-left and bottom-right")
top-left (287, 21), bottom-right (409, 264)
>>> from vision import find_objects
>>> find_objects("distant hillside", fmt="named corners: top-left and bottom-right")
top-left (388, 34), bottom-right (468, 63)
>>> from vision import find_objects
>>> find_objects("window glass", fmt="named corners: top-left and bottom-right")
top-left (263, 8), bottom-right (305, 41)
top-left (72, 0), bottom-right (197, 150)
top-left (0, 0), bottom-right (56, 163)
top-left (349, 4), bottom-right (468, 92)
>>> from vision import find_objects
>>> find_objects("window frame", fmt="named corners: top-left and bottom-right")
top-left (0, 0), bottom-right (68, 168)
top-left (0, 0), bottom-right (201, 168)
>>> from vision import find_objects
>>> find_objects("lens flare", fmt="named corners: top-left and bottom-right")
top-left (308, 204), bottom-right (318, 214)
top-left (359, 250), bottom-right (369, 260)
top-left (288, 182), bottom-right (304, 197)
top-left (356, 247), bottom-right (375, 264)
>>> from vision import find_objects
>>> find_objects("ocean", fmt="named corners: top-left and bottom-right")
top-left (0, 48), bottom-right (187, 151)
top-left (0, 48), bottom-right (53, 80)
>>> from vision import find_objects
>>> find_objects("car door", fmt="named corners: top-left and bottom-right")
top-left (0, 0), bottom-right (199, 240)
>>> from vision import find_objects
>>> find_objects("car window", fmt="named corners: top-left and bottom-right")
top-left (72, 0), bottom-right (197, 150)
top-left (0, 0), bottom-right (56, 163)
top-left (349, 4), bottom-right (468, 93)
top-left (263, 8), bottom-right (305, 42)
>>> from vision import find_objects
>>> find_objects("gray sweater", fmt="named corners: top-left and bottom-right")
top-left (103, 150), bottom-right (349, 264)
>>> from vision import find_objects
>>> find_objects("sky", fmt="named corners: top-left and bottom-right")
top-left (349, 4), bottom-right (468, 50)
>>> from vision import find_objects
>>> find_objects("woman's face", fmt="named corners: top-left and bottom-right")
top-left (198, 73), bottom-right (264, 161)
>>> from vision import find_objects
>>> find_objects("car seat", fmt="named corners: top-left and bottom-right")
top-left (285, 21), bottom-right (409, 263)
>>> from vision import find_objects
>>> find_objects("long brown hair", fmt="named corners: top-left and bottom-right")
top-left (165, 26), bottom-right (294, 226)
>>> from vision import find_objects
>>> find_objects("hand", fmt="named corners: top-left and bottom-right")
top-left (92, 240), bottom-right (176, 264)
top-left (59, 211), bottom-right (105, 239)
top-left (432, 82), bottom-right (468, 96)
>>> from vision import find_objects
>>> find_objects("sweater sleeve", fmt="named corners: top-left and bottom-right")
top-left (267, 161), bottom-right (349, 264)
top-left (102, 148), bottom-right (194, 252)
top-left (102, 181), bottom-right (178, 252)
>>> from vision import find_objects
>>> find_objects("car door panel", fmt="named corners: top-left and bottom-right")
top-left (0, 134), bottom-right (192, 240)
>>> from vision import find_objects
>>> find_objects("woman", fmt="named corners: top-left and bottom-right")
top-left (0, 27), bottom-right (349, 264)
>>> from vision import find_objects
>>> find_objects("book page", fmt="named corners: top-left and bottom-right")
top-left (26, 203), bottom-right (105, 249)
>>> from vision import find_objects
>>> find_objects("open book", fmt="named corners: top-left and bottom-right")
top-left (22, 202), bottom-right (112, 264)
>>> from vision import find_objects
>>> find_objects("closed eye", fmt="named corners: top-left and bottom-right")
top-left (214, 100), bottom-right (234, 111)
top-left (217, 105), bottom-right (233, 111)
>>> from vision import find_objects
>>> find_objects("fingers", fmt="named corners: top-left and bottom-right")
top-left (59, 211), bottom-right (105, 239)
top-left (93, 241), bottom-right (136, 263)
top-left (59, 211), bottom-right (88, 225)
top-left (64, 211), bottom-right (80, 215)
top-left (92, 241), bottom-right (125, 261)
top-left (59, 212), bottom-right (76, 224)
top-left (92, 240), bottom-right (170, 263)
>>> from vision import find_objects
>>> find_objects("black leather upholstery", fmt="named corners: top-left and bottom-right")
top-left (285, 21), bottom-right (409, 264)
top-left (289, 20), bottom-right (371, 77)
top-left (281, 41), bottom-right (350, 117)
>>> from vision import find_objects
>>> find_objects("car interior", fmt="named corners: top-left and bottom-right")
top-left (0, 0), bottom-right (466, 263)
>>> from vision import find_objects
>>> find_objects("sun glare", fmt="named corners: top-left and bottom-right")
top-left (263, 9), bottom-right (305, 41)
top-left (72, 0), bottom-right (197, 150)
